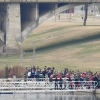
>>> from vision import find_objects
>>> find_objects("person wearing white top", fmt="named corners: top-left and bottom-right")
top-left (27, 70), bottom-right (31, 78)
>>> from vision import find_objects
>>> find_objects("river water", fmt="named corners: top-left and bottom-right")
top-left (0, 92), bottom-right (100, 100)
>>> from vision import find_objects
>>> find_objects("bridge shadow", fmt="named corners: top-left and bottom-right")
top-left (25, 33), bottom-right (100, 53)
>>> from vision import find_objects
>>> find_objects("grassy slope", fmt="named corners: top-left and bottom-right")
top-left (0, 15), bottom-right (100, 72)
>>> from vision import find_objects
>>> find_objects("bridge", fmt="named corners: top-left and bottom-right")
top-left (0, 0), bottom-right (100, 3)
top-left (0, 78), bottom-right (98, 94)
top-left (0, 0), bottom-right (100, 54)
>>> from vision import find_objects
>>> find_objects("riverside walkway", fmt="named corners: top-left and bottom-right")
top-left (0, 78), bottom-right (98, 94)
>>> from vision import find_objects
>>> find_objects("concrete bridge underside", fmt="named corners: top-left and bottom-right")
top-left (0, 1), bottom-right (98, 54)
top-left (0, 0), bottom-right (100, 3)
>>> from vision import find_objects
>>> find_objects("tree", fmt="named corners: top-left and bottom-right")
top-left (83, 4), bottom-right (88, 26)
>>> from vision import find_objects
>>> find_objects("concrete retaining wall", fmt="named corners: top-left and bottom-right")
top-left (96, 89), bottom-right (100, 94)
top-left (76, 89), bottom-right (100, 94)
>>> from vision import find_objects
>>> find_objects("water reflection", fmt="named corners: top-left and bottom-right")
top-left (0, 92), bottom-right (100, 100)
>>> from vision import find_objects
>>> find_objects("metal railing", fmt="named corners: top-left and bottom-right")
top-left (0, 78), bottom-right (49, 82)
top-left (0, 80), bottom-right (98, 92)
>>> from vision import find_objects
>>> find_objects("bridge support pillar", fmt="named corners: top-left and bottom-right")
top-left (5, 3), bottom-right (21, 54)
top-left (32, 3), bottom-right (39, 20)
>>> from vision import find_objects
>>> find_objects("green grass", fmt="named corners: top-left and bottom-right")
top-left (28, 26), bottom-right (67, 38)
top-left (0, 16), bottom-right (100, 72)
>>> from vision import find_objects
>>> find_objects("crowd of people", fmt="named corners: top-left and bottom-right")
top-left (24, 66), bottom-right (100, 89)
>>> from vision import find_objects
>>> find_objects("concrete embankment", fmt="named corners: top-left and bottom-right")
top-left (76, 89), bottom-right (100, 94)
top-left (0, 89), bottom-right (100, 94)
top-left (95, 89), bottom-right (100, 94)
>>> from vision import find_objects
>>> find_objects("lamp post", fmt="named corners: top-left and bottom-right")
top-left (32, 43), bottom-right (36, 67)
top-left (31, 37), bottom-right (47, 67)
top-left (20, 33), bottom-right (23, 66)
top-left (93, 3), bottom-right (95, 21)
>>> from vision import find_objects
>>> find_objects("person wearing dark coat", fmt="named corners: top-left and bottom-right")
top-left (55, 76), bottom-right (58, 90)
top-left (93, 74), bottom-right (98, 89)
top-left (74, 77), bottom-right (78, 89)
top-left (59, 77), bottom-right (63, 90)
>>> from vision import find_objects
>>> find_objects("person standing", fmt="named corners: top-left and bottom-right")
top-left (59, 77), bottom-right (63, 90)
top-left (55, 76), bottom-right (58, 90)
top-left (63, 77), bottom-right (67, 90)
top-left (27, 69), bottom-right (31, 78)
top-left (75, 76), bottom-right (78, 89)
top-left (49, 76), bottom-right (53, 90)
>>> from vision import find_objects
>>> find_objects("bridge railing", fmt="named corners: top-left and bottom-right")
top-left (0, 78), bottom-right (49, 82)
top-left (0, 78), bottom-right (75, 82)
top-left (0, 81), bottom-right (98, 91)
